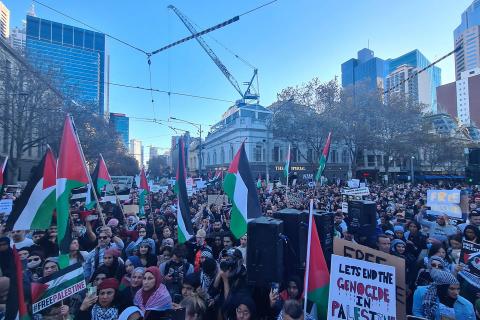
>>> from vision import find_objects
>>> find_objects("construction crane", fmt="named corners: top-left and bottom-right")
top-left (168, 5), bottom-right (259, 105)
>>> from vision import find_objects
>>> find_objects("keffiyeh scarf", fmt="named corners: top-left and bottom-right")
top-left (91, 304), bottom-right (118, 320)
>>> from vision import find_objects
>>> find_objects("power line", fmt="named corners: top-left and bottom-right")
top-left (239, 0), bottom-right (279, 17)
top-left (32, 0), bottom-right (148, 55)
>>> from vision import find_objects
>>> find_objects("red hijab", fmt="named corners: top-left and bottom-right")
top-left (141, 266), bottom-right (162, 305)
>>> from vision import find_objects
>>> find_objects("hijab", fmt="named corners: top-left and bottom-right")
top-left (134, 266), bottom-right (172, 314)
top-left (422, 269), bottom-right (460, 320)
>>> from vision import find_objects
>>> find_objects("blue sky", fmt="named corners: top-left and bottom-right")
top-left (4, 0), bottom-right (473, 156)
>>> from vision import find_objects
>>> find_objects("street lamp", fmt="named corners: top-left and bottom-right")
top-left (169, 117), bottom-right (203, 177)
top-left (411, 156), bottom-right (415, 184)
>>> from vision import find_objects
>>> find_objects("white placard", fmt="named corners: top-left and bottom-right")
top-left (341, 187), bottom-right (370, 196)
top-left (328, 254), bottom-right (396, 320)
top-left (341, 202), bottom-right (348, 214)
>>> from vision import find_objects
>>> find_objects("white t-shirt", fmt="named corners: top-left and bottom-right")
top-left (11, 238), bottom-right (34, 249)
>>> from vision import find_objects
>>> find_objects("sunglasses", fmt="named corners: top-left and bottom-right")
top-left (28, 257), bottom-right (41, 262)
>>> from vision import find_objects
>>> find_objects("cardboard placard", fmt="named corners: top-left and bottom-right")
top-left (328, 254), bottom-right (396, 320)
top-left (123, 204), bottom-right (139, 215)
top-left (458, 240), bottom-right (480, 288)
top-left (334, 238), bottom-right (406, 319)
top-left (207, 195), bottom-right (229, 206)
top-left (426, 189), bottom-right (462, 218)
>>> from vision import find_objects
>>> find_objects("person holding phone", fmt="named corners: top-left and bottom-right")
top-left (77, 278), bottom-right (121, 320)
top-left (269, 275), bottom-right (303, 317)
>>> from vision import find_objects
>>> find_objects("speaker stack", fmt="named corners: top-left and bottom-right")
top-left (246, 216), bottom-right (284, 286)
top-left (467, 148), bottom-right (480, 184)
top-left (346, 200), bottom-right (376, 236)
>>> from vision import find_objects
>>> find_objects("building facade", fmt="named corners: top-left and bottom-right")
top-left (454, 0), bottom-right (480, 79)
top-left (149, 146), bottom-right (158, 161)
top-left (341, 48), bottom-right (388, 93)
top-left (201, 102), bottom-right (350, 181)
top-left (437, 68), bottom-right (480, 127)
top-left (0, 1), bottom-right (9, 40)
top-left (25, 15), bottom-right (109, 115)
top-left (129, 139), bottom-right (143, 168)
top-left (109, 112), bottom-right (129, 148)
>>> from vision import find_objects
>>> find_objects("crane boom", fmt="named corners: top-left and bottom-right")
top-left (168, 5), bottom-right (245, 99)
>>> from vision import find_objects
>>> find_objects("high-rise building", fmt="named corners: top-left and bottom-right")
top-left (342, 48), bottom-right (441, 112)
top-left (341, 48), bottom-right (388, 93)
top-left (25, 15), bottom-right (109, 115)
top-left (149, 147), bottom-right (159, 160)
top-left (454, 1), bottom-right (480, 79)
top-left (130, 139), bottom-right (144, 167)
top-left (9, 23), bottom-right (26, 55)
top-left (437, 68), bottom-right (480, 126)
top-left (109, 113), bottom-right (129, 148)
top-left (0, 1), bottom-right (10, 40)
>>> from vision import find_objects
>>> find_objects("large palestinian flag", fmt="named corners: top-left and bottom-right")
top-left (223, 143), bottom-right (262, 239)
top-left (4, 246), bottom-right (30, 320)
top-left (6, 147), bottom-right (56, 231)
top-left (31, 263), bottom-right (86, 314)
top-left (86, 154), bottom-right (112, 209)
top-left (174, 137), bottom-right (193, 244)
top-left (57, 116), bottom-right (89, 268)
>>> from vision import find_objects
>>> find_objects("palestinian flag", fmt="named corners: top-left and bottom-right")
top-left (305, 199), bottom-right (329, 319)
top-left (6, 147), bottom-right (56, 231)
top-left (57, 116), bottom-right (89, 268)
top-left (256, 174), bottom-right (262, 189)
top-left (85, 154), bottom-right (112, 210)
top-left (284, 144), bottom-right (291, 178)
top-left (223, 143), bottom-right (262, 239)
top-left (138, 167), bottom-right (149, 217)
top-left (174, 137), bottom-right (193, 244)
top-left (0, 156), bottom-right (7, 195)
top-left (315, 132), bottom-right (332, 182)
top-left (31, 263), bottom-right (86, 314)
top-left (4, 246), bottom-right (30, 320)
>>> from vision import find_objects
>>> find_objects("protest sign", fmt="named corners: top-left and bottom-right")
top-left (341, 187), bottom-right (370, 197)
top-left (123, 204), bottom-right (139, 215)
top-left (32, 263), bottom-right (86, 314)
top-left (347, 179), bottom-right (360, 188)
top-left (334, 238), bottom-right (406, 319)
top-left (0, 199), bottom-right (13, 214)
top-left (328, 255), bottom-right (396, 320)
top-left (341, 202), bottom-right (348, 214)
top-left (208, 195), bottom-right (229, 206)
top-left (426, 189), bottom-right (462, 218)
top-left (458, 240), bottom-right (480, 288)
top-left (186, 178), bottom-right (193, 196)
top-left (106, 176), bottom-right (133, 195)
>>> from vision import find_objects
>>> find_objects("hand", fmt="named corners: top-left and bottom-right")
top-left (269, 289), bottom-right (279, 306)
top-left (164, 275), bottom-right (173, 282)
top-left (59, 305), bottom-right (69, 316)
top-left (454, 264), bottom-right (464, 273)
top-left (80, 295), bottom-right (97, 311)
top-left (172, 303), bottom-right (182, 310)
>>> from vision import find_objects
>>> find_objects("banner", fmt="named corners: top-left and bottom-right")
top-left (426, 189), bottom-right (462, 218)
top-left (458, 240), bottom-right (480, 288)
top-left (328, 255), bottom-right (396, 320)
top-left (32, 263), bottom-right (86, 314)
top-left (105, 176), bottom-right (134, 195)
top-left (341, 187), bottom-right (370, 197)
top-left (334, 238), bottom-right (406, 319)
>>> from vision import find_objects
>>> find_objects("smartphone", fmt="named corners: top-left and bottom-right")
top-left (87, 285), bottom-right (97, 297)
top-left (271, 282), bottom-right (279, 295)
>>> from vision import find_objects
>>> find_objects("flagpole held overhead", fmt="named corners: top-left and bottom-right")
top-left (303, 199), bottom-right (314, 315)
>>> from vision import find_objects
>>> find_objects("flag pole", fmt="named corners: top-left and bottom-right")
top-left (285, 144), bottom-right (290, 207)
top-left (0, 155), bottom-right (8, 197)
top-left (100, 153), bottom-right (127, 221)
top-left (70, 116), bottom-right (105, 226)
top-left (303, 198), bottom-right (314, 315)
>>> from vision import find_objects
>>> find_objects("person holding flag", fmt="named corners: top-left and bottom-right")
top-left (85, 154), bottom-right (112, 211)
top-left (315, 132), bottom-right (332, 183)
top-left (138, 167), bottom-right (149, 218)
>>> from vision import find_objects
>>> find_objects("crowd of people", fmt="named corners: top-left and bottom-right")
top-left (0, 180), bottom-right (480, 320)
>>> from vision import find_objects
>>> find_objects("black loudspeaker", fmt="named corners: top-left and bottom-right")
top-left (247, 216), bottom-right (284, 286)
top-left (274, 209), bottom-right (334, 278)
top-left (466, 165), bottom-right (480, 184)
top-left (346, 200), bottom-right (376, 236)
top-left (469, 148), bottom-right (480, 165)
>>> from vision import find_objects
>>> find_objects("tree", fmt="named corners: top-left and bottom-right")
top-left (148, 155), bottom-right (169, 179)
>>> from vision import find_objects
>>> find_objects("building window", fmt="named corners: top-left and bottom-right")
top-left (254, 144), bottom-right (262, 162)
top-left (367, 155), bottom-right (375, 167)
top-left (27, 17), bottom-right (40, 38)
top-left (292, 147), bottom-right (298, 162)
top-left (207, 153), bottom-right (210, 165)
top-left (307, 149), bottom-right (313, 163)
top-left (213, 151), bottom-right (217, 164)
top-left (63, 25), bottom-right (73, 45)
top-left (376, 155), bottom-right (382, 166)
top-left (40, 20), bottom-right (51, 41)
top-left (342, 150), bottom-right (349, 163)
top-left (220, 148), bottom-right (225, 164)
top-left (52, 22), bottom-right (62, 43)
top-left (330, 150), bottom-right (337, 163)
top-left (273, 145), bottom-right (280, 162)
top-left (229, 146), bottom-right (234, 161)
top-left (356, 150), bottom-right (365, 166)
